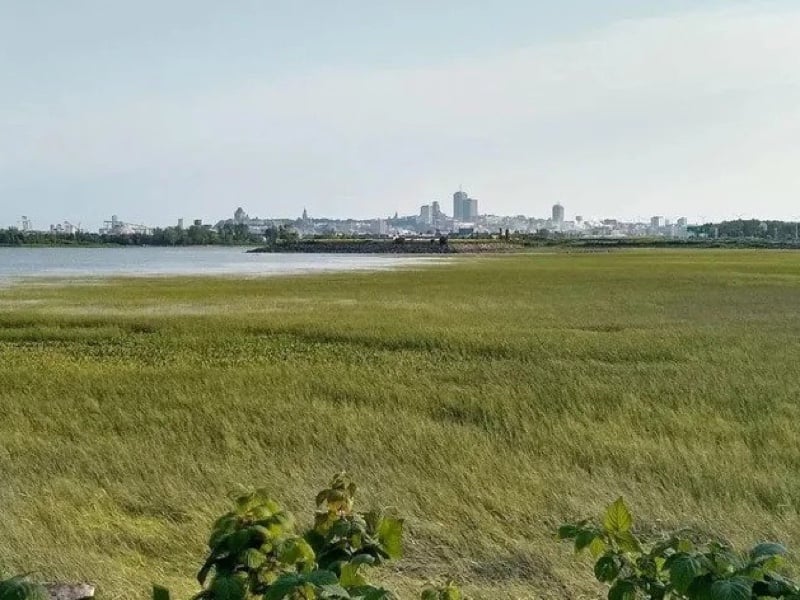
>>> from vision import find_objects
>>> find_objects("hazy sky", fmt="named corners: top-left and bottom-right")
top-left (2, 1), bottom-right (800, 230)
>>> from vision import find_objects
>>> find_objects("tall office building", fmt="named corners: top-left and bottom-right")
top-left (552, 203), bottom-right (565, 224)
top-left (419, 205), bottom-right (432, 224)
top-left (453, 190), bottom-right (478, 221)
top-left (466, 197), bottom-right (478, 220)
top-left (453, 190), bottom-right (469, 221)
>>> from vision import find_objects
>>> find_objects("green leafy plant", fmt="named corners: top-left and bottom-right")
top-left (306, 473), bottom-right (404, 575)
top-left (558, 497), bottom-right (799, 599)
top-left (0, 576), bottom-right (48, 600)
top-left (420, 580), bottom-right (468, 600)
top-left (185, 474), bottom-right (402, 600)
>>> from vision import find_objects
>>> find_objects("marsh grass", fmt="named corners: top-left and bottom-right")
top-left (1, 250), bottom-right (800, 599)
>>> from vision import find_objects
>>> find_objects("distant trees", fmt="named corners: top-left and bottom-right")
top-left (0, 225), bottom-right (282, 247)
top-left (692, 219), bottom-right (799, 241)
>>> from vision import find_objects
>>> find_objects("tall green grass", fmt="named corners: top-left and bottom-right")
top-left (1, 250), bottom-right (799, 599)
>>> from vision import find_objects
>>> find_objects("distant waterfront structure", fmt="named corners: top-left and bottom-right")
top-left (650, 216), bottom-right (666, 229)
top-left (50, 221), bottom-right (79, 235)
top-left (677, 217), bottom-right (688, 227)
top-left (217, 207), bottom-right (275, 235)
top-left (419, 204), bottom-right (432, 225)
top-left (552, 203), bottom-right (565, 224)
top-left (20, 216), bottom-right (32, 232)
top-left (99, 214), bottom-right (153, 235)
top-left (453, 189), bottom-right (478, 221)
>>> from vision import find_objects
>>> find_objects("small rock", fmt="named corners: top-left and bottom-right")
top-left (44, 583), bottom-right (95, 600)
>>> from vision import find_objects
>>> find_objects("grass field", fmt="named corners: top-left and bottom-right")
top-left (1, 250), bottom-right (800, 599)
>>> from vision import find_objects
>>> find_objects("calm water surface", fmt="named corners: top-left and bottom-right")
top-left (0, 247), bottom-right (440, 282)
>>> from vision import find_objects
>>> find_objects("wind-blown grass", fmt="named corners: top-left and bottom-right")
top-left (1, 250), bottom-right (799, 599)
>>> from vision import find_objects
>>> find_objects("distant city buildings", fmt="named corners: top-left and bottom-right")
top-left (453, 189), bottom-right (478, 222)
top-left (419, 204), bottom-right (432, 225)
top-left (217, 207), bottom-right (275, 234)
top-left (50, 221), bottom-right (80, 235)
top-left (99, 215), bottom-right (152, 235)
top-left (552, 203), bottom-right (565, 225)
top-left (8, 193), bottom-right (699, 241)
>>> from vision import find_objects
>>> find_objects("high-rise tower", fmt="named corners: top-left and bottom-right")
top-left (552, 203), bottom-right (565, 224)
top-left (453, 190), bottom-right (469, 221)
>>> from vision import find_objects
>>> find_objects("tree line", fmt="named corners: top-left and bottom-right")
top-left (0, 223), bottom-right (299, 247)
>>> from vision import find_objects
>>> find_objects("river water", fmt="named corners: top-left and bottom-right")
top-left (0, 246), bottom-right (440, 282)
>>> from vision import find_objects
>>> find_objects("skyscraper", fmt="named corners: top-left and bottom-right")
top-left (552, 203), bottom-right (565, 224)
top-left (453, 190), bottom-right (469, 221)
top-left (466, 197), bottom-right (478, 220)
top-left (419, 205), bottom-right (432, 224)
top-left (453, 190), bottom-right (478, 221)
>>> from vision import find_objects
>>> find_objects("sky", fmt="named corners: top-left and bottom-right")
top-left (2, 1), bottom-right (800, 230)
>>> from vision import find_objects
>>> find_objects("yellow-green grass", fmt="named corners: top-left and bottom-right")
top-left (1, 250), bottom-right (800, 599)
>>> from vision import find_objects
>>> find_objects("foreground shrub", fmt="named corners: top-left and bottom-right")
top-left (0, 576), bottom-right (48, 600)
top-left (188, 473), bottom-right (402, 600)
top-left (559, 497), bottom-right (799, 599)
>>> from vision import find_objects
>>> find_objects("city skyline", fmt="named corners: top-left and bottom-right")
top-left (3, 1), bottom-right (800, 229)
top-left (7, 195), bottom-right (702, 235)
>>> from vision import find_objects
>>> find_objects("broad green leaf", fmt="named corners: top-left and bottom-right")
top-left (377, 517), bottom-right (403, 559)
top-left (210, 574), bottom-right (248, 600)
top-left (668, 553), bottom-right (708, 594)
top-left (614, 531), bottom-right (642, 554)
top-left (278, 538), bottom-right (316, 566)
top-left (589, 536), bottom-right (608, 558)
top-left (749, 542), bottom-right (787, 564)
top-left (575, 529), bottom-right (598, 553)
top-left (264, 574), bottom-right (303, 600)
top-left (558, 524), bottom-right (579, 539)
top-left (228, 528), bottom-right (254, 554)
top-left (709, 546), bottom-right (744, 574)
top-left (607, 579), bottom-right (637, 600)
top-left (306, 571), bottom-right (339, 587)
top-left (349, 555), bottom-right (376, 567)
top-left (603, 498), bottom-right (633, 534)
top-left (319, 584), bottom-right (351, 599)
top-left (709, 577), bottom-right (752, 600)
top-left (339, 564), bottom-right (366, 588)
top-left (240, 548), bottom-right (266, 569)
top-left (152, 585), bottom-right (171, 600)
top-left (687, 574), bottom-right (714, 600)
top-left (594, 554), bottom-right (622, 583)
top-left (441, 587), bottom-right (461, 600)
